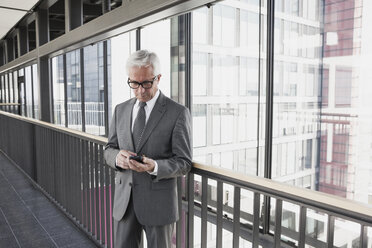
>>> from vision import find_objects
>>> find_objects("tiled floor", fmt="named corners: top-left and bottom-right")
top-left (0, 152), bottom-right (98, 248)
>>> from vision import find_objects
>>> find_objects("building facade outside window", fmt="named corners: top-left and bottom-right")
top-left (84, 43), bottom-right (105, 136)
top-left (66, 50), bottom-right (82, 131)
top-left (52, 55), bottom-right (65, 126)
top-left (1, 0), bottom-right (372, 246)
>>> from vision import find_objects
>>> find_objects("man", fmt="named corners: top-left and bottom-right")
top-left (104, 50), bottom-right (192, 248)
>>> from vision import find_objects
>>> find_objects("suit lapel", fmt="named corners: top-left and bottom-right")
top-left (125, 98), bottom-right (136, 151)
top-left (136, 92), bottom-right (167, 154)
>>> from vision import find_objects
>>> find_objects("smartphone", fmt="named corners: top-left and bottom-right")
top-left (129, 155), bottom-right (144, 163)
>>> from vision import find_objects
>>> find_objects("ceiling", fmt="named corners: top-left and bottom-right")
top-left (0, 0), bottom-right (40, 40)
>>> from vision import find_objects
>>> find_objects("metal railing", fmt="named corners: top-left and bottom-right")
top-left (0, 103), bottom-right (20, 106)
top-left (189, 164), bottom-right (372, 248)
top-left (0, 110), bottom-right (111, 247)
top-left (0, 110), bottom-right (371, 248)
top-left (53, 101), bottom-right (105, 128)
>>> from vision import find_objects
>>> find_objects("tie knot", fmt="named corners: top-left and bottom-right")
top-left (139, 101), bottom-right (146, 108)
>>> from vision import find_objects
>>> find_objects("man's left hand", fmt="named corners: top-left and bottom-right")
top-left (128, 156), bottom-right (155, 173)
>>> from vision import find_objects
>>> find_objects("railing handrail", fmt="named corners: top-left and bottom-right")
top-left (192, 163), bottom-right (372, 225)
top-left (1, 110), bottom-right (372, 226)
top-left (0, 103), bottom-right (21, 106)
top-left (0, 110), bottom-right (107, 145)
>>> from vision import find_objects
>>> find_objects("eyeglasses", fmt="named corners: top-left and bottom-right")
top-left (127, 76), bottom-right (158, 89)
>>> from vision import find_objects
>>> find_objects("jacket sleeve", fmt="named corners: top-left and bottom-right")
top-left (154, 107), bottom-right (192, 181)
top-left (104, 106), bottom-right (120, 170)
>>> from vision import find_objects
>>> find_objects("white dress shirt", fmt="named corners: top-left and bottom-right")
top-left (131, 89), bottom-right (160, 131)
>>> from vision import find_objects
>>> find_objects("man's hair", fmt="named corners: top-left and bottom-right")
top-left (126, 50), bottom-right (161, 76)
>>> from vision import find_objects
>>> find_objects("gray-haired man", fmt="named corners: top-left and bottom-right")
top-left (104, 50), bottom-right (192, 247)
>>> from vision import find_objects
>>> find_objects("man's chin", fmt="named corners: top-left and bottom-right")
top-left (136, 96), bottom-right (149, 102)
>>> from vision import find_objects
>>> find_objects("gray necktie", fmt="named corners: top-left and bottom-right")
top-left (133, 101), bottom-right (146, 151)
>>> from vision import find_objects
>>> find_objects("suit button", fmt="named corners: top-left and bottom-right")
top-left (129, 183), bottom-right (133, 187)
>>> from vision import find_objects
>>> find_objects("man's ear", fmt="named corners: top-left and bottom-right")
top-left (157, 74), bottom-right (162, 82)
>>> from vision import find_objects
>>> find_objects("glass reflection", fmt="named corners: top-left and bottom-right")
top-left (84, 43), bottom-right (105, 135)
top-left (191, 2), bottom-right (261, 175)
top-left (52, 55), bottom-right (65, 126)
top-left (25, 66), bottom-right (33, 118)
top-left (141, 19), bottom-right (171, 97)
top-left (32, 64), bottom-right (39, 119)
top-left (108, 30), bottom-right (137, 127)
top-left (66, 50), bottom-right (82, 130)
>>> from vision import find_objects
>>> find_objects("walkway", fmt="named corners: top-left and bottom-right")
top-left (0, 151), bottom-right (98, 248)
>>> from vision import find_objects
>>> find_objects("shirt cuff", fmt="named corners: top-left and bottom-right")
top-left (148, 160), bottom-right (158, 175)
top-left (115, 153), bottom-right (123, 171)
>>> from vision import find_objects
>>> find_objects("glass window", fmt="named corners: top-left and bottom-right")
top-left (213, 5), bottom-right (235, 47)
top-left (108, 30), bottom-right (137, 127)
top-left (66, 50), bottom-right (82, 130)
top-left (8, 73), bottom-right (14, 113)
top-left (13, 71), bottom-right (19, 115)
top-left (273, 0), bottom-right (372, 245)
top-left (0, 75), bottom-right (4, 106)
top-left (212, 55), bottom-right (236, 96)
top-left (335, 67), bottom-right (352, 107)
top-left (274, 18), bottom-right (284, 55)
top-left (193, 8), bottom-right (208, 45)
top-left (272, 0), bottom-right (322, 194)
top-left (191, 1), bottom-right (262, 176)
top-left (192, 104), bottom-right (207, 148)
top-left (240, 10), bottom-right (259, 54)
top-left (141, 19), bottom-right (171, 97)
top-left (32, 64), bottom-right (39, 119)
top-left (2, 74), bottom-right (6, 111)
top-left (0, 76), bottom-right (2, 110)
top-left (240, 57), bottom-right (259, 96)
top-left (84, 43), bottom-right (105, 135)
top-left (18, 69), bottom-right (26, 116)
top-left (322, 68), bottom-right (329, 107)
top-left (25, 66), bottom-right (33, 118)
top-left (6, 73), bottom-right (13, 112)
top-left (4, 74), bottom-right (8, 111)
top-left (193, 52), bottom-right (207, 96)
top-left (52, 55), bottom-right (65, 126)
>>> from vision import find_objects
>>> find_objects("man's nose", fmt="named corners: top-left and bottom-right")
top-left (139, 86), bottom-right (146, 93)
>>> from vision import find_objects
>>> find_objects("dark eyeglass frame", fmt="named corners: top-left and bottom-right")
top-left (127, 76), bottom-right (158, 89)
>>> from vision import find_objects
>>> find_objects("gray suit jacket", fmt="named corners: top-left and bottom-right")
top-left (104, 92), bottom-right (192, 226)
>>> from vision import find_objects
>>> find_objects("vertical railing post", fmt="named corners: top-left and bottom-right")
top-left (176, 177), bottom-right (183, 248)
top-left (233, 187), bottom-right (241, 248)
top-left (187, 173), bottom-right (194, 248)
top-left (263, 0), bottom-right (276, 235)
top-left (216, 181), bottom-right (223, 248)
top-left (327, 215), bottom-right (335, 248)
top-left (298, 206), bottom-right (307, 248)
top-left (253, 192), bottom-right (260, 248)
top-left (274, 199), bottom-right (283, 248)
top-left (360, 225), bottom-right (367, 248)
top-left (89, 142), bottom-right (95, 235)
top-left (201, 176), bottom-right (208, 248)
top-left (104, 157), bottom-right (111, 247)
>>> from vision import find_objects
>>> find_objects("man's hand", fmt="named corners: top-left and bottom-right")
top-left (116, 150), bottom-right (136, 169)
top-left (128, 156), bottom-right (156, 173)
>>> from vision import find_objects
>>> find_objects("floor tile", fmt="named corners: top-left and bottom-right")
top-left (20, 237), bottom-right (57, 248)
top-left (0, 152), bottom-right (98, 248)
top-left (0, 236), bottom-right (20, 248)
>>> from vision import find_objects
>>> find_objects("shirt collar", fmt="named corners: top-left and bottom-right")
top-left (134, 89), bottom-right (160, 110)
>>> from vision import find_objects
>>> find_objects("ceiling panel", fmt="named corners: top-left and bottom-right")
top-left (0, 8), bottom-right (25, 39)
top-left (0, 0), bottom-right (39, 11)
top-left (0, 0), bottom-right (40, 40)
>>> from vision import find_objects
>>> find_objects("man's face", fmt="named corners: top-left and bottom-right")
top-left (128, 66), bottom-right (161, 102)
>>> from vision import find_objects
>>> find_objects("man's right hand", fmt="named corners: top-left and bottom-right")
top-left (116, 150), bottom-right (136, 170)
